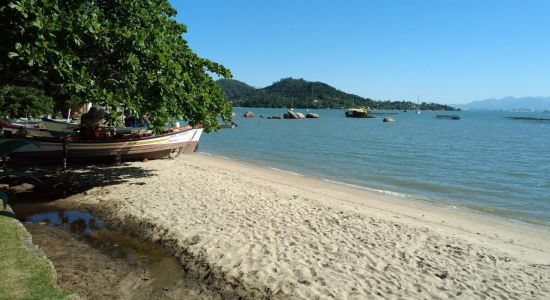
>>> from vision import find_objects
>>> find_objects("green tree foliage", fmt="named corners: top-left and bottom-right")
top-left (0, 85), bottom-right (54, 119)
top-left (0, 0), bottom-right (232, 131)
top-left (219, 78), bottom-right (457, 111)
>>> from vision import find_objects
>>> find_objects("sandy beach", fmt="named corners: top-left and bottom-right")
top-left (47, 154), bottom-right (550, 299)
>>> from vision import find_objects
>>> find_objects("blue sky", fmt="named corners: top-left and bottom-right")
top-left (171, 0), bottom-right (550, 104)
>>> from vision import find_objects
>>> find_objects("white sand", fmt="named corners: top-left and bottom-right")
top-left (59, 154), bottom-right (550, 299)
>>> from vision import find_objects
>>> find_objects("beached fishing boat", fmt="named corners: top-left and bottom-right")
top-left (345, 108), bottom-right (373, 118)
top-left (0, 125), bottom-right (202, 160)
top-left (41, 118), bottom-right (80, 137)
top-left (0, 121), bottom-right (54, 137)
top-left (0, 121), bottom-right (28, 135)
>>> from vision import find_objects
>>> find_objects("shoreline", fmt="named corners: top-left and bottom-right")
top-left (200, 151), bottom-right (550, 230)
top-left (46, 154), bottom-right (550, 298)
top-left (194, 153), bottom-right (550, 264)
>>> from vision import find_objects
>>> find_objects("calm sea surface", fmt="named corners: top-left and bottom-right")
top-left (200, 108), bottom-right (550, 226)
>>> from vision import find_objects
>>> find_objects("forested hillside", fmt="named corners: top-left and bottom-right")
top-left (218, 78), bottom-right (457, 111)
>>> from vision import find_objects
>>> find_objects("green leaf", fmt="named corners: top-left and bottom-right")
top-left (0, 0), bottom-right (232, 131)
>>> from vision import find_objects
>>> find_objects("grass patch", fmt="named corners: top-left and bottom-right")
top-left (0, 214), bottom-right (71, 300)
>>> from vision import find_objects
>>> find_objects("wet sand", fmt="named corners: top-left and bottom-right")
top-left (31, 154), bottom-right (550, 299)
top-left (17, 206), bottom-right (222, 300)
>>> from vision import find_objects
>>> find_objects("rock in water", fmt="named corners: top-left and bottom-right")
top-left (383, 117), bottom-right (395, 123)
top-left (284, 110), bottom-right (306, 119)
top-left (306, 113), bottom-right (320, 118)
top-left (283, 110), bottom-right (299, 119)
top-left (243, 111), bottom-right (255, 118)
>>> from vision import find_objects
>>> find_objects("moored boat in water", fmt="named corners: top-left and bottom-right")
top-left (435, 114), bottom-right (461, 120)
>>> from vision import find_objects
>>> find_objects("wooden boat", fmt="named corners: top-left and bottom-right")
top-left (0, 121), bottom-right (53, 137)
top-left (0, 125), bottom-right (202, 161)
top-left (41, 118), bottom-right (79, 137)
top-left (1, 121), bottom-right (26, 135)
top-left (345, 108), bottom-right (373, 118)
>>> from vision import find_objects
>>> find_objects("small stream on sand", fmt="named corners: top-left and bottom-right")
top-left (13, 203), bottom-right (220, 300)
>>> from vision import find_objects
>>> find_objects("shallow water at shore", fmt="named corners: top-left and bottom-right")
top-left (202, 108), bottom-right (550, 225)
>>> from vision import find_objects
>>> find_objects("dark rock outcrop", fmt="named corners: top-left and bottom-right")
top-left (306, 113), bottom-right (320, 119)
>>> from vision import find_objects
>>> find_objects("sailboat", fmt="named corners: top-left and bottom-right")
top-left (416, 95), bottom-right (421, 114)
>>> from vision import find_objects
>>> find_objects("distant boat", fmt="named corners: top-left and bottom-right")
top-left (435, 115), bottom-right (461, 120)
top-left (345, 108), bottom-right (373, 118)
top-left (416, 95), bottom-right (421, 114)
top-left (506, 116), bottom-right (550, 123)
top-left (220, 122), bottom-right (238, 129)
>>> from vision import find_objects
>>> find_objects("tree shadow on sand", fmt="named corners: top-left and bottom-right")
top-left (1, 161), bottom-right (155, 203)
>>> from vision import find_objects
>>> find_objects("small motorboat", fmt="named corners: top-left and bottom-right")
top-left (435, 115), bottom-right (461, 120)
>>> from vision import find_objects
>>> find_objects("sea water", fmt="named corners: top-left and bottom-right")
top-left (201, 108), bottom-right (550, 226)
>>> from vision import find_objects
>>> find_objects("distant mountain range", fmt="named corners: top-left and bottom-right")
top-left (455, 97), bottom-right (550, 111)
top-left (218, 78), bottom-right (456, 111)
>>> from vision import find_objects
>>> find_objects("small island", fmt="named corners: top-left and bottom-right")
top-left (218, 78), bottom-right (458, 111)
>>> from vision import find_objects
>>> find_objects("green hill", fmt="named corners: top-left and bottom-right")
top-left (218, 78), bottom-right (457, 111)
top-left (217, 78), bottom-right (256, 99)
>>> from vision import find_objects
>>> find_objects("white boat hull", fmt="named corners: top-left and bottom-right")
top-left (41, 118), bottom-right (79, 137)
top-left (1, 127), bottom-right (202, 160)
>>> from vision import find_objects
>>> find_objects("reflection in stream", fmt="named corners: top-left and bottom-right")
top-left (25, 210), bottom-right (104, 236)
